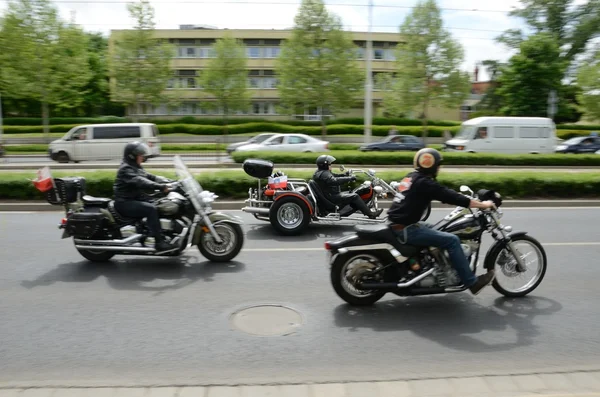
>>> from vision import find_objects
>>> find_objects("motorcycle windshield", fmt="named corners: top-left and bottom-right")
top-left (173, 155), bottom-right (206, 211)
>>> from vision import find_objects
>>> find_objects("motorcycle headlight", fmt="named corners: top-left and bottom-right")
top-left (374, 186), bottom-right (383, 194)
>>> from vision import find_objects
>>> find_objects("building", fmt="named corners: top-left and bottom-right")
top-left (108, 26), bottom-right (461, 121)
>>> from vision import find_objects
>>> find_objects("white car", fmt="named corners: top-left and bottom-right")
top-left (235, 133), bottom-right (329, 152)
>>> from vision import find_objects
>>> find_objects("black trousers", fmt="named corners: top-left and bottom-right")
top-left (114, 200), bottom-right (161, 239)
top-left (330, 192), bottom-right (372, 215)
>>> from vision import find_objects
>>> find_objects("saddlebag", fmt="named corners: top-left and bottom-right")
top-left (45, 177), bottom-right (87, 205)
top-left (64, 212), bottom-right (105, 238)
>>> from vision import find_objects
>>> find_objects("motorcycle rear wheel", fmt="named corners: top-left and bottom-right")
top-left (331, 253), bottom-right (386, 306)
top-left (76, 248), bottom-right (115, 262)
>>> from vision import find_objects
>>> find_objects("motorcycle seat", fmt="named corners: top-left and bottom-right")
top-left (82, 195), bottom-right (112, 208)
top-left (108, 201), bottom-right (141, 225)
top-left (355, 224), bottom-right (421, 257)
top-left (308, 180), bottom-right (337, 212)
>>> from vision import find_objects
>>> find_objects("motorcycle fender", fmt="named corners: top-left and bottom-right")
top-left (192, 212), bottom-right (243, 244)
top-left (273, 191), bottom-right (314, 215)
top-left (61, 229), bottom-right (71, 239)
top-left (483, 231), bottom-right (528, 270)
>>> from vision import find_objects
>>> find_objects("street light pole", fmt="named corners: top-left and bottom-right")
top-left (0, 92), bottom-right (4, 144)
top-left (363, 0), bottom-right (373, 144)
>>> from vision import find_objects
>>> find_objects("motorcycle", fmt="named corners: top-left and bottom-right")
top-left (35, 155), bottom-right (244, 263)
top-left (241, 158), bottom-right (431, 236)
top-left (325, 185), bottom-right (547, 306)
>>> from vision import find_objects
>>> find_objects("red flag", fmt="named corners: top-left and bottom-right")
top-left (32, 166), bottom-right (54, 192)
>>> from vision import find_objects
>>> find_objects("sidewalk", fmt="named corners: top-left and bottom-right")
top-left (2, 371), bottom-right (600, 396)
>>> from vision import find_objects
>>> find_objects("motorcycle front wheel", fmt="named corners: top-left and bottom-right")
top-left (490, 234), bottom-right (547, 297)
top-left (198, 223), bottom-right (244, 262)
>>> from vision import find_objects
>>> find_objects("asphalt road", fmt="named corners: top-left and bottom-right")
top-left (1, 208), bottom-right (599, 388)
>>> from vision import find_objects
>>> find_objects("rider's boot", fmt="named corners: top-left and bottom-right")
top-left (155, 234), bottom-right (178, 253)
top-left (354, 198), bottom-right (383, 219)
top-left (469, 270), bottom-right (496, 295)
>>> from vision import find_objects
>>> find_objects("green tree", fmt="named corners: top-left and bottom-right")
top-left (0, 0), bottom-right (91, 139)
top-left (496, 33), bottom-right (566, 117)
top-left (381, 0), bottom-right (470, 142)
top-left (82, 33), bottom-right (125, 117)
top-left (576, 49), bottom-right (600, 121)
top-left (109, 0), bottom-right (175, 121)
top-left (276, 0), bottom-right (363, 137)
top-left (200, 33), bottom-right (250, 143)
top-left (498, 0), bottom-right (600, 67)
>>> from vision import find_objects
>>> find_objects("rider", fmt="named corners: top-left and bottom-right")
top-left (312, 155), bottom-right (383, 219)
top-left (113, 141), bottom-right (177, 253)
top-left (387, 148), bottom-right (496, 295)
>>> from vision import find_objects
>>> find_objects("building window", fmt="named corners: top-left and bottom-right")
top-left (265, 47), bottom-right (281, 58)
top-left (374, 49), bottom-right (384, 60)
top-left (177, 47), bottom-right (196, 58)
top-left (248, 78), bottom-right (261, 88)
top-left (263, 77), bottom-right (278, 89)
top-left (247, 47), bottom-right (261, 58)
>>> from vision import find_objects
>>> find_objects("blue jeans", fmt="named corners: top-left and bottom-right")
top-left (393, 222), bottom-right (477, 287)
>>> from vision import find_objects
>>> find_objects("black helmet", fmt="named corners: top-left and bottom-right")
top-left (316, 155), bottom-right (336, 170)
top-left (413, 148), bottom-right (443, 177)
top-left (124, 141), bottom-right (152, 163)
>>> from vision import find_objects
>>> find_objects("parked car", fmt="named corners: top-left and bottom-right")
top-left (235, 133), bottom-right (329, 153)
top-left (226, 133), bottom-right (276, 154)
top-left (555, 135), bottom-right (600, 154)
top-left (359, 135), bottom-right (425, 152)
top-left (48, 123), bottom-right (161, 163)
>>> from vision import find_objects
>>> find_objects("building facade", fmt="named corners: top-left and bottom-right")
top-left (108, 26), bottom-right (461, 121)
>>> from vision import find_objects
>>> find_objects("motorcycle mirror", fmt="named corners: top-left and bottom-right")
top-left (460, 185), bottom-right (474, 195)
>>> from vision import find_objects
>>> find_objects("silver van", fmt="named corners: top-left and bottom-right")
top-left (48, 123), bottom-right (161, 163)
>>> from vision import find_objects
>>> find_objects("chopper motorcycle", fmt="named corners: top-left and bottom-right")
top-left (325, 185), bottom-right (547, 305)
top-left (241, 158), bottom-right (431, 236)
top-left (35, 155), bottom-right (244, 263)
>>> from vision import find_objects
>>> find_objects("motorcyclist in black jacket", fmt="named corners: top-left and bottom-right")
top-left (113, 141), bottom-right (177, 253)
top-left (387, 148), bottom-right (496, 295)
top-left (312, 155), bottom-right (383, 219)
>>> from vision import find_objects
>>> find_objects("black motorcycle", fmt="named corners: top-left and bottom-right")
top-left (39, 156), bottom-right (244, 263)
top-left (325, 185), bottom-right (548, 306)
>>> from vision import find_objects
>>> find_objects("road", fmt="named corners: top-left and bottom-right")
top-left (2, 154), bottom-right (229, 164)
top-left (1, 208), bottom-right (599, 388)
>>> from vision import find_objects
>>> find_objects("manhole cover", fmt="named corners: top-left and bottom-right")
top-left (230, 304), bottom-right (303, 336)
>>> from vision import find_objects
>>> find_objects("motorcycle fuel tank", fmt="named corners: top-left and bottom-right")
top-left (157, 192), bottom-right (185, 216)
top-left (439, 215), bottom-right (482, 239)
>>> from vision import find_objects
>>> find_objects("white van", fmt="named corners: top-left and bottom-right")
top-left (48, 123), bottom-right (161, 163)
top-left (443, 117), bottom-right (556, 154)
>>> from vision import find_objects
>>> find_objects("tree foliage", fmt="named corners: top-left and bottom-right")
top-left (576, 48), bottom-right (600, 121)
top-left (276, 0), bottom-right (364, 136)
top-left (498, 0), bottom-right (600, 69)
top-left (200, 33), bottom-right (251, 141)
top-left (0, 0), bottom-right (91, 136)
top-left (497, 33), bottom-right (566, 117)
top-left (108, 0), bottom-right (174, 121)
top-left (381, 0), bottom-right (470, 141)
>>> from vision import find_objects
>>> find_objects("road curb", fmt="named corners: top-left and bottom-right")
top-left (2, 199), bottom-right (600, 212)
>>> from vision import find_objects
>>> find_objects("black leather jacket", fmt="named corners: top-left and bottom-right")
top-left (312, 169), bottom-right (355, 197)
top-left (113, 159), bottom-right (166, 201)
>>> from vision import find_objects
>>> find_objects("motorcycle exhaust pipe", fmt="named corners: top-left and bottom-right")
top-left (358, 268), bottom-right (435, 290)
top-left (242, 207), bottom-right (270, 216)
top-left (73, 234), bottom-right (142, 246)
top-left (74, 244), bottom-right (155, 253)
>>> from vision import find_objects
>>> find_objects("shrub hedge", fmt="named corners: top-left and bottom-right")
top-left (2, 122), bottom-right (594, 140)
top-left (232, 150), bottom-right (600, 166)
top-left (2, 170), bottom-right (599, 200)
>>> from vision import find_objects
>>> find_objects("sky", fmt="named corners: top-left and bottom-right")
top-left (0, 0), bottom-right (576, 81)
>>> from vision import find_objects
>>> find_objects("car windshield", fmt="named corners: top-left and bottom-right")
top-left (563, 137), bottom-right (586, 145)
top-left (454, 125), bottom-right (474, 139)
